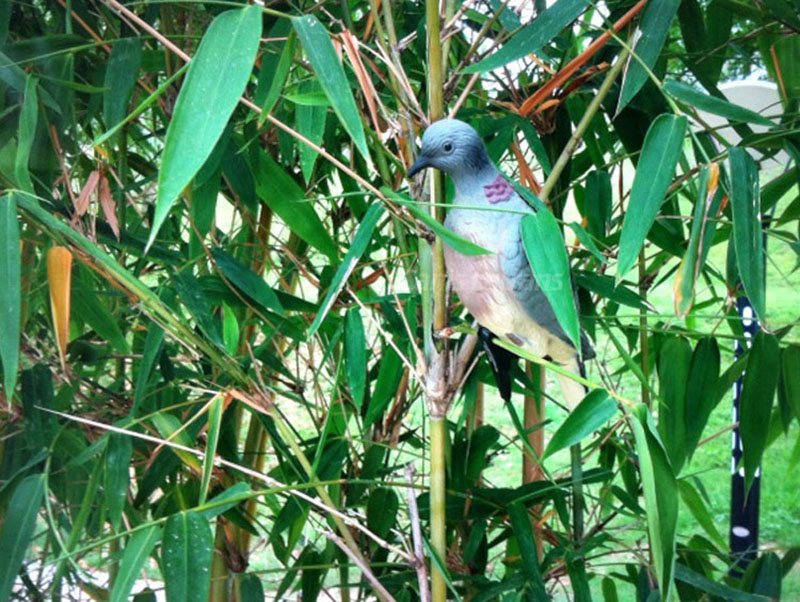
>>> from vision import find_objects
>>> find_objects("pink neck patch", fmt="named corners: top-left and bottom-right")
top-left (484, 174), bottom-right (513, 204)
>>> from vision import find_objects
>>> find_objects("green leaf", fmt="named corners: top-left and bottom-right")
top-left (254, 21), bottom-right (295, 123)
top-left (674, 166), bottom-right (724, 317)
top-left (200, 396), bottom-right (223, 506)
top-left (384, 188), bottom-right (492, 256)
top-left (574, 271), bottom-right (649, 310)
top-left (211, 248), bottom-right (285, 316)
top-left (568, 221), bottom-right (607, 263)
top-left (221, 304), bottom-right (239, 356)
top-left (544, 389), bottom-right (616, 458)
top-left (173, 271), bottom-right (224, 348)
top-left (0, 194), bottom-right (20, 399)
top-left (345, 307), bottom-right (366, 410)
top-left (617, 114), bottom-right (687, 278)
top-left (238, 574), bottom-right (265, 602)
top-left (673, 563), bottom-right (772, 602)
top-left (684, 337), bottom-right (721, 459)
top-left (14, 75), bottom-right (37, 194)
top-left (782, 346), bottom-right (800, 422)
top-left (740, 331), bottom-right (780, 492)
top-left (110, 525), bottom-right (162, 602)
top-left (149, 5), bottom-right (262, 250)
top-left (72, 286), bottom-right (130, 353)
top-left (295, 81), bottom-right (327, 182)
top-left (364, 344), bottom-right (403, 427)
top-left (307, 202), bottom-right (384, 338)
top-left (677, 479), bottom-right (726, 549)
top-left (366, 488), bottom-right (399, 539)
top-left (657, 337), bottom-right (691, 473)
top-left (507, 501), bottom-right (547, 598)
top-left (664, 80), bottom-right (774, 127)
top-left (729, 147), bottom-right (766, 323)
top-left (0, 474), bottom-right (45, 602)
top-left (253, 152), bottom-right (338, 261)
top-left (292, 15), bottom-right (368, 160)
top-left (630, 404), bottom-right (677, 602)
top-left (771, 34), bottom-right (800, 103)
top-left (162, 512), bottom-right (213, 602)
top-left (520, 211), bottom-right (581, 351)
top-left (198, 482), bottom-right (253, 520)
top-left (464, 0), bottom-right (589, 73)
top-left (132, 324), bottom-right (164, 415)
top-left (617, 0), bottom-right (680, 113)
top-left (585, 169), bottom-right (612, 239)
top-left (104, 38), bottom-right (143, 135)
top-left (105, 433), bottom-right (132, 530)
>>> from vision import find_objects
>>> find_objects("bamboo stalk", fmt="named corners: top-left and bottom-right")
top-left (425, 0), bottom-right (449, 597)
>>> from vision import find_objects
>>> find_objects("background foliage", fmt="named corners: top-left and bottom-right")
top-left (1, 0), bottom-right (799, 600)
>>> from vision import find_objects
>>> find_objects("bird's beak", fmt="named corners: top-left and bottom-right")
top-left (407, 156), bottom-right (431, 178)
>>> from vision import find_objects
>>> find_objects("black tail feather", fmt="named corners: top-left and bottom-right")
top-left (478, 327), bottom-right (515, 403)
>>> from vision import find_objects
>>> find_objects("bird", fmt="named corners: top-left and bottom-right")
top-left (407, 118), bottom-right (594, 409)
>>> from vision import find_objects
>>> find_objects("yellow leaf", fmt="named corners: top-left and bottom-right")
top-left (47, 246), bottom-right (73, 370)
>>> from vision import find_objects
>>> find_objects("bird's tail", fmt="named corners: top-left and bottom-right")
top-left (555, 355), bottom-right (588, 410)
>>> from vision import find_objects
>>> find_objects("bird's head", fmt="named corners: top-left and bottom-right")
top-left (407, 119), bottom-right (492, 180)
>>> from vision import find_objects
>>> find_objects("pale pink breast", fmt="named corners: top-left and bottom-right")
top-left (443, 243), bottom-right (507, 326)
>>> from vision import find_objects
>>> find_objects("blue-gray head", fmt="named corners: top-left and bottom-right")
top-left (407, 119), bottom-right (493, 180)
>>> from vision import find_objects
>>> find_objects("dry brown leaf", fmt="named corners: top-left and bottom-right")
top-left (74, 170), bottom-right (100, 217)
top-left (341, 31), bottom-right (382, 135)
top-left (47, 246), bottom-right (73, 371)
top-left (518, 0), bottom-right (647, 116)
top-left (98, 172), bottom-right (120, 240)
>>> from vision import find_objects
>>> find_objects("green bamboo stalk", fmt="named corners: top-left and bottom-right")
top-left (425, 0), bottom-right (449, 598)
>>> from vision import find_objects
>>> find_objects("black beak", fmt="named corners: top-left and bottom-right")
top-left (407, 156), bottom-right (431, 178)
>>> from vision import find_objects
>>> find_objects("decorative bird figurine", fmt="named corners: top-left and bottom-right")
top-left (408, 118), bottom-right (594, 408)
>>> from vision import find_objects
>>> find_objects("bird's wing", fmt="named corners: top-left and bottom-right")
top-left (501, 210), bottom-right (595, 360)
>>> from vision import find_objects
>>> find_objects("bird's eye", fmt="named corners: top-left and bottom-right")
top-left (443, 142), bottom-right (454, 153)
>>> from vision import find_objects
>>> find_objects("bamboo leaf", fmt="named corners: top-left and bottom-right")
top-left (521, 211), bottom-right (581, 351)
top-left (507, 501), bottom-right (547, 598)
top-left (110, 525), bottom-right (162, 602)
top-left (677, 479), bottom-right (726, 549)
top-left (674, 164), bottom-right (723, 317)
top-left (631, 404), bottom-right (677, 601)
top-left (14, 75), bottom-right (37, 193)
top-left (366, 488), bottom-right (399, 539)
top-left (617, 114), bottom-right (687, 278)
top-left (0, 194), bottom-right (20, 399)
top-left (384, 188), bottom-right (492, 256)
top-left (657, 336), bottom-right (691, 473)
top-left (105, 433), bottom-right (132, 531)
top-left (295, 81), bottom-right (327, 182)
top-left (617, 0), bottom-right (680, 113)
top-left (0, 474), bottom-right (45, 602)
top-left (674, 563), bottom-right (772, 602)
top-left (103, 38), bottom-right (142, 134)
top-left (307, 202), bottom-right (384, 338)
top-left (664, 80), bottom-right (774, 127)
top-left (729, 147), bottom-right (766, 323)
top-left (345, 307), bottom-right (366, 410)
top-left (782, 346), bottom-right (800, 421)
top-left (684, 337), bottom-right (721, 459)
top-left (221, 304), bottom-right (239, 356)
top-left (149, 5), bottom-right (262, 250)
top-left (162, 512), bottom-right (213, 602)
top-left (254, 20), bottom-right (294, 123)
top-left (47, 246), bottom-right (73, 371)
top-left (199, 396), bottom-right (223, 506)
top-left (740, 331), bottom-right (780, 492)
top-left (211, 248), bottom-right (285, 316)
top-left (72, 286), bottom-right (129, 353)
top-left (253, 152), bottom-right (338, 261)
top-left (292, 15), bottom-right (368, 160)
top-left (544, 389), bottom-right (616, 458)
top-left (464, 0), bottom-right (590, 73)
